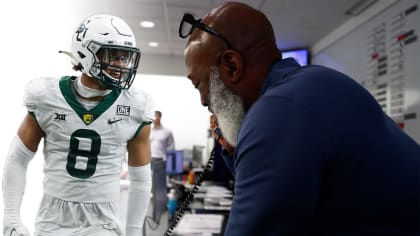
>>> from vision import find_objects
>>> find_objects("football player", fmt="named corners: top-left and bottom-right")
top-left (3, 14), bottom-right (154, 236)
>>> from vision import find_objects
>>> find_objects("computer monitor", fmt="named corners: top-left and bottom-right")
top-left (192, 145), bottom-right (205, 168)
top-left (282, 48), bottom-right (310, 66)
top-left (166, 150), bottom-right (184, 176)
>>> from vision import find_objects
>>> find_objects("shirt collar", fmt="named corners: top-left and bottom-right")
top-left (259, 58), bottom-right (301, 95)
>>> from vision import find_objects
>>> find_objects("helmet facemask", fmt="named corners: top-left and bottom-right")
top-left (89, 42), bottom-right (141, 90)
top-left (70, 14), bottom-right (141, 90)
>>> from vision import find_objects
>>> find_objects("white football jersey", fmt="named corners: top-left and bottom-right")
top-left (23, 76), bottom-right (154, 203)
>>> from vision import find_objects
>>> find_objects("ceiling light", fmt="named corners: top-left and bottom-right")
top-left (140, 21), bottom-right (155, 28)
top-left (345, 0), bottom-right (378, 16)
top-left (148, 41), bottom-right (159, 47)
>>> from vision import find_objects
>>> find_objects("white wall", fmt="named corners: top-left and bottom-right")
top-left (137, 74), bottom-right (211, 151)
top-left (0, 0), bottom-right (74, 232)
top-left (311, 0), bottom-right (420, 143)
top-left (0, 0), bottom-right (208, 233)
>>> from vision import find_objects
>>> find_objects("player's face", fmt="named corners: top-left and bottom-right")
top-left (99, 49), bottom-right (128, 78)
top-left (96, 48), bottom-right (139, 88)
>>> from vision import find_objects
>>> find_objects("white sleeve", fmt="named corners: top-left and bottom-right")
top-left (142, 93), bottom-right (155, 123)
top-left (126, 164), bottom-right (152, 236)
top-left (23, 78), bottom-right (46, 113)
top-left (167, 131), bottom-right (175, 151)
top-left (2, 136), bottom-right (34, 236)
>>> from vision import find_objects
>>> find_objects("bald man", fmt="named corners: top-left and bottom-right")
top-left (179, 2), bottom-right (419, 236)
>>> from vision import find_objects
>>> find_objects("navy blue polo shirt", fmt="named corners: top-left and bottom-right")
top-left (223, 58), bottom-right (420, 236)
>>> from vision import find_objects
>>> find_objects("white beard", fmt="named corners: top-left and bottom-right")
top-left (209, 67), bottom-right (245, 147)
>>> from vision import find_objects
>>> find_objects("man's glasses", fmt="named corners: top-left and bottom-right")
top-left (179, 13), bottom-right (235, 50)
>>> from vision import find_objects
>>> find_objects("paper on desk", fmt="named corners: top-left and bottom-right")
top-left (203, 205), bottom-right (231, 211)
top-left (173, 213), bottom-right (224, 235)
top-left (204, 186), bottom-right (233, 198)
top-left (192, 187), bottom-right (233, 200)
top-left (205, 186), bottom-right (231, 193)
top-left (205, 192), bottom-right (233, 198)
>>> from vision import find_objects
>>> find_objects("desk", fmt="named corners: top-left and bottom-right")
top-left (172, 214), bottom-right (225, 236)
top-left (169, 180), bottom-right (233, 235)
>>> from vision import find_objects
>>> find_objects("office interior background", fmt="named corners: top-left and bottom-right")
top-left (0, 0), bottom-right (418, 234)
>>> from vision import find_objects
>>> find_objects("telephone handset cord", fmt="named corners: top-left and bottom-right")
top-left (164, 136), bottom-right (221, 236)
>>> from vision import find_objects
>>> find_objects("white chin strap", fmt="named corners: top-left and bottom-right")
top-left (75, 77), bottom-right (112, 98)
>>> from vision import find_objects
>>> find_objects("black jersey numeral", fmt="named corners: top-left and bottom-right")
top-left (66, 129), bottom-right (101, 179)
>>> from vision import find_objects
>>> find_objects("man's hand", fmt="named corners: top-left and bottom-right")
top-left (219, 137), bottom-right (235, 156)
top-left (3, 218), bottom-right (31, 236)
top-left (210, 114), bottom-right (235, 156)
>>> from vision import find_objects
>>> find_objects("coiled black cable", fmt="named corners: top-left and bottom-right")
top-left (164, 136), bottom-right (220, 236)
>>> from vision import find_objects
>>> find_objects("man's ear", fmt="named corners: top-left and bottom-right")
top-left (220, 50), bottom-right (243, 83)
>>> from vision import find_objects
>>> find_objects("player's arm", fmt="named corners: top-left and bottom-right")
top-left (125, 123), bottom-right (152, 236)
top-left (167, 131), bottom-right (175, 151)
top-left (3, 113), bottom-right (44, 236)
top-left (18, 113), bottom-right (44, 152)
